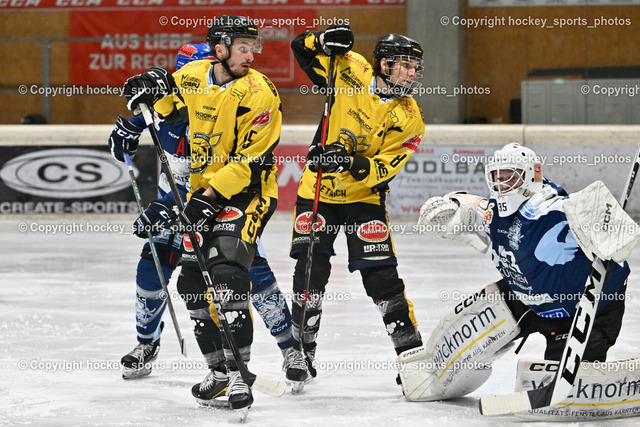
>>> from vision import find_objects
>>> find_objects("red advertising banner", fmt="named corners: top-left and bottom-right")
top-left (68, 9), bottom-right (318, 87)
top-left (2, 0), bottom-right (405, 10)
top-left (273, 144), bottom-right (307, 211)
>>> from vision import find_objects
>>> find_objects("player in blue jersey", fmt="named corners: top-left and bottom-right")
top-left (109, 44), bottom-right (294, 401)
top-left (394, 143), bottom-right (639, 402)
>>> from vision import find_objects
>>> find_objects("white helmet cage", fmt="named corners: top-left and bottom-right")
top-left (485, 143), bottom-right (543, 217)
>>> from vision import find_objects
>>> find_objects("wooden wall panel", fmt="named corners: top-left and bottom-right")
top-left (465, 5), bottom-right (640, 123)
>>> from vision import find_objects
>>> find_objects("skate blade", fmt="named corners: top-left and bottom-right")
top-left (195, 397), bottom-right (229, 408)
top-left (122, 367), bottom-right (152, 380)
top-left (236, 406), bottom-right (251, 423)
top-left (290, 380), bottom-right (306, 394)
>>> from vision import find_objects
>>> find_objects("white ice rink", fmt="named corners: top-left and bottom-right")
top-left (1, 214), bottom-right (639, 426)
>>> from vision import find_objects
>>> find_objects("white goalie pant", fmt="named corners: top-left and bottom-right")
top-left (514, 358), bottom-right (640, 420)
top-left (397, 282), bottom-right (520, 401)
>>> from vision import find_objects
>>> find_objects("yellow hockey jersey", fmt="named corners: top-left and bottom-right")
top-left (154, 61), bottom-right (281, 201)
top-left (292, 31), bottom-right (425, 205)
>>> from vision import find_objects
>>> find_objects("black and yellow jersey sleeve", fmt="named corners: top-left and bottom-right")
top-left (291, 31), bottom-right (426, 205)
top-left (153, 61), bottom-right (281, 201)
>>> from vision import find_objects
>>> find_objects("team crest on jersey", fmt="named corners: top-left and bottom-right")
top-left (216, 206), bottom-right (243, 222)
top-left (294, 212), bottom-right (326, 234)
top-left (400, 135), bottom-right (422, 153)
top-left (507, 218), bottom-right (523, 250)
top-left (191, 132), bottom-right (222, 173)
top-left (183, 232), bottom-right (203, 253)
top-left (252, 110), bottom-right (272, 127)
top-left (357, 220), bottom-right (389, 243)
top-left (338, 129), bottom-right (368, 154)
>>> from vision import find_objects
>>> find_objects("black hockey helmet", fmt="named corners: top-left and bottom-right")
top-left (206, 15), bottom-right (262, 54)
top-left (372, 34), bottom-right (424, 97)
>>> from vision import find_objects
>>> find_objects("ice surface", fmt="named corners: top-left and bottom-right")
top-left (1, 215), bottom-right (638, 426)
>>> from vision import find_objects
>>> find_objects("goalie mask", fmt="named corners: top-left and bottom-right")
top-left (206, 15), bottom-right (263, 78)
top-left (485, 143), bottom-right (543, 217)
top-left (175, 42), bottom-right (212, 71)
top-left (373, 34), bottom-right (424, 98)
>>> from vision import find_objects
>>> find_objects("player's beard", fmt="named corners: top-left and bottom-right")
top-left (226, 60), bottom-right (252, 79)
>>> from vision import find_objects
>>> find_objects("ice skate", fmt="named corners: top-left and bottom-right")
top-left (120, 339), bottom-right (160, 379)
top-left (191, 369), bottom-right (229, 407)
top-left (226, 370), bottom-right (253, 421)
top-left (283, 346), bottom-right (315, 394)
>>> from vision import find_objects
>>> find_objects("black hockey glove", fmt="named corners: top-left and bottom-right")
top-left (178, 188), bottom-right (224, 231)
top-left (133, 199), bottom-right (177, 238)
top-left (322, 23), bottom-right (353, 56)
top-left (306, 142), bottom-right (352, 174)
top-left (123, 67), bottom-right (175, 115)
top-left (108, 115), bottom-right (143, 163)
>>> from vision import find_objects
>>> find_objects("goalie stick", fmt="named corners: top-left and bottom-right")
top-left (139, 104), bottom-right (286, 398)
top-left (123, 152), bottom-right (187, 357)
top-left (480, 144), bottom-right (640, 416)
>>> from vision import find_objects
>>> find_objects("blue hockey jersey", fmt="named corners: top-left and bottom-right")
top-left (487, 180), bottom-right (629, 318)
top-left (130, 114), bottom-right (190, 252)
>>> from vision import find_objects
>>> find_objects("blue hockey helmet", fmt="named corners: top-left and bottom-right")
top-left (175, 42), bottom-right (211, 70)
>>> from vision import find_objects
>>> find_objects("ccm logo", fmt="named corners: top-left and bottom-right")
top-left (529, 362), bottom-right (559, 372)
top-left (0, 148), bottom-right (133, 199)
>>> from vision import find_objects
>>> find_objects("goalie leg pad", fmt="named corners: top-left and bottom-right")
top-left (397, 282), bottom-right (520, 401)
top-left (514, 358), bottom-right (640, 420)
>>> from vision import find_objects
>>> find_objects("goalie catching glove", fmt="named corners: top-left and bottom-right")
top-left (418, 191), bottom-right (491, 253)
top-left (564, 180), bottom-right (640, 262)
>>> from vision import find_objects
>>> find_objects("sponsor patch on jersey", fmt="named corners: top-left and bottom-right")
top-left (484, 203), bottom-right (494, 224)
top-left (252, 110), bottom-right (272, 127)
top-left (294, 212), bottom-right (325, 235)
top-left (262, 75), bottom-right (278, 97)
top-left (178, 44), bottom-right (197, 58)
top-left (537, 308), bottom-right (570, 318)
top-left (357, 220), bottom-right (389, 243)
top-left (216, 206), bottom-right (243, 222)
top-left (183, 232), bottom-right (203, 253)
top-left (180, 75), bottom-right (200, 89)
top-left (401, 135), bottom-right (422, 152)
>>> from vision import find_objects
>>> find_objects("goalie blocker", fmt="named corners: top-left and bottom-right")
top-left (514, 358), bottom-right (640, 420)
top-left (397, 282), bottom-right (520, 401)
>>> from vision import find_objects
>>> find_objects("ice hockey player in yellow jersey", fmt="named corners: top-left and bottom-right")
top-left (284, 23), bottom-right (427, 394)
top-left (123, 15), bottom-right (281, 412)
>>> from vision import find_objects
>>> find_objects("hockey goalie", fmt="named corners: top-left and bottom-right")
top-left (397, 143), bottom-right (640, 419)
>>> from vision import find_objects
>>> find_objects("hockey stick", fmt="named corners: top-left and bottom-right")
top-left (298, 54), bottom-right (337, 354)
top-left (480, 144), bottom-right (640, 416)
top-left (124, 152), bottom-right (187, 357)
top-left (139, 104), bottom-right (286, 398)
